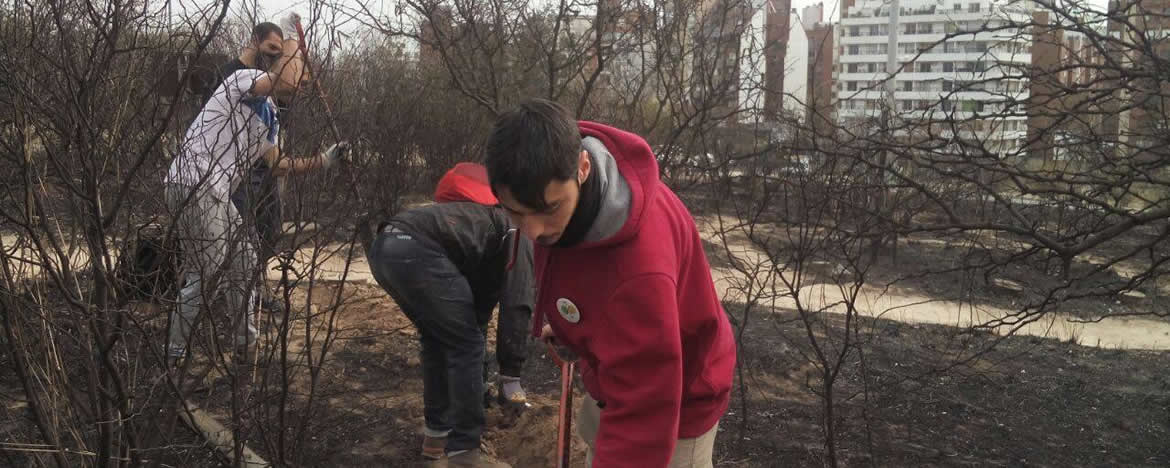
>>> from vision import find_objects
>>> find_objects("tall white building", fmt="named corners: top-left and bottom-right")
top-left (836, 0), bottom-right (1033, 156)
top-left (738, 3), bottom-right (810, 125)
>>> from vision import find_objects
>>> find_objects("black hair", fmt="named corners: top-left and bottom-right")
top-left (484, 98), bottom-right (580, 211)
top-left (251, 22), bottom-right (284, 43)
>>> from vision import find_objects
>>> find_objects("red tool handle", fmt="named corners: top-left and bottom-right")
top-left (556, 360), bottom-right (574, 468)
top-left (546, 341), bottom-right (574, 467)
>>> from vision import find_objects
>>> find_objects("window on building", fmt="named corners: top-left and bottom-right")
top-left (954, 3), bottom-right (962, 11)
top-left (943, 80), bottom-right (953, 91)
top-left (905, 23), bottom-right (916, 34)
top-left (848, 81), bottom-right (858, 91)
top-left (850, 25), bottom-right (860, 36)
top-left (920, 23), bottom-right (933, 34)
top-left (867, 62), bottom-right (876, 73)
top-left (902, 81), bottom-right (913, 91)
top-left (942, 99), bottom-right (953, 111)
top-left (919, 62), bottom-right (932, 72)
top-left (969, 3), bottom-right (980, 12)
top-left (944, 62), bottom-right (954, 72)
top-left (870, 25), bottom-right (880, 36)
top-left (849, 45), bottom-right (859, 55)
top-left (848, 63), bottom-right (859, 73)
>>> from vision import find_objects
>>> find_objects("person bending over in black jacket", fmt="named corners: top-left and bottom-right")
top-left (366, 163), bottom-right (531, 468)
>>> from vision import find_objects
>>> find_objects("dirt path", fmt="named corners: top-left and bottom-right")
top-left (695, 217), bottom-right (1170, 351)
top-left (275, 235), bottom-right (1170, 350)
top-left (7, 224), bottom-right (1167, 351)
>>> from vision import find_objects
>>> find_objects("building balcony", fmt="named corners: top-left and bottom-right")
top-left (840, 35), bottom-right (899, 45)
top-left (839, 54), bottom-right (894, 63)
top-left (838, 71), bottom-right (894, 80)
top-left (839, 51), bottom-right (1031, 64)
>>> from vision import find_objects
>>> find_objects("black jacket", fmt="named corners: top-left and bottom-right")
top-left (388, 202), bottom-right (534, 318)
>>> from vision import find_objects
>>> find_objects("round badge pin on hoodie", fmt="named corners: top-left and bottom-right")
top-left (556, 298), bottom-right (581, 323)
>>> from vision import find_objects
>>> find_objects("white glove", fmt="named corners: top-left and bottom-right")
top-left (279, 12), bottom-right (302, 38)
top-left (320, 141), bottom-right (350, 168)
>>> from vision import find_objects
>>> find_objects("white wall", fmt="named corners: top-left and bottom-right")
top-left (738, 5), bottom-right (811, 124)
top-left (738, 4), bottom-right (769, 124)
top-left (784, 12), bottom-right (810, 117)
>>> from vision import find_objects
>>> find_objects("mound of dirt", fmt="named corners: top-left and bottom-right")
top-left (484, 393), bottom-right (589, 467)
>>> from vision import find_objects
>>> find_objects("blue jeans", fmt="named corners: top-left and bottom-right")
top-left (367, 227), bottom-right (485, 453)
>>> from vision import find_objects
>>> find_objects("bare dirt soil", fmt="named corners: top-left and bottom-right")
top-left (173, 280), bottom-right (1170, 467)
top-left (3, 276), bottom-right (1168, 467)
top-left (2, 219), bottom-right (1168, 467)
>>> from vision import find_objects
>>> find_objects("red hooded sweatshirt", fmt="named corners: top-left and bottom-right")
top-left (531, 121), bottom-right (736, 467)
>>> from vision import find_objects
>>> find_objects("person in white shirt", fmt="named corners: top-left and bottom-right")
top-left (165, 25), bottom-right (348, 362)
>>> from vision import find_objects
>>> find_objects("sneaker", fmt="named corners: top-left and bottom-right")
top-left (447, 448), bottom-right (510, 468)
top-left (421, 433), bottom-right (447, 460)
top-left (497, 375), bottom-right (526, 406)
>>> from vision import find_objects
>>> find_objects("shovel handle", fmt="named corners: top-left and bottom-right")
top-left (556, 360), bottom-right (574, 468)
top-left (292, 19), bottom-right (342, 143)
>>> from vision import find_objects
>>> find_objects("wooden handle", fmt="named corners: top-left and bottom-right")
top-left (292, 20), bottom-right (342, 143)
top-left (556, 361), bottom-right (574, 468)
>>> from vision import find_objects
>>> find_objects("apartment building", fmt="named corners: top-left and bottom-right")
top-left (1103, 0), bottom-right (1170, 152)
top-left (736, 1), bottom-right (810, 124)
top-left (836, 0), bottom-right (1035, 156)
top-left (1027, 8), bottom-right (1107, 161)
top-left (803, 3), bottom-right (837, 136)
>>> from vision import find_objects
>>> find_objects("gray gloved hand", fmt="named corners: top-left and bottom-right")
top-left (319, 141), bottom-right (350, 168)
top-left (279, 12), bottom-right (302, 37)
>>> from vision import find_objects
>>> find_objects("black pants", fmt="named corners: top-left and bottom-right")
top-left (232, 162), bottom-right (283, 305)
top-left (231, 161), bottom-right (282, 263)
top-left (367, 228), bottom-right (492, 452)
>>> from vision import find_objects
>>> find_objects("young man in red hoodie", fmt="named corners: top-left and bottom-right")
top-left (483, 99), bottom-right (737, 467)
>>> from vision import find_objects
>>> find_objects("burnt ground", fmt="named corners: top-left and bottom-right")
top-left (178, 284), bottom-right (1170, 466)
top-left (2, 282), bottom-right (1169, 467)
top-left (722, 301), bottom-right (1170, 467)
